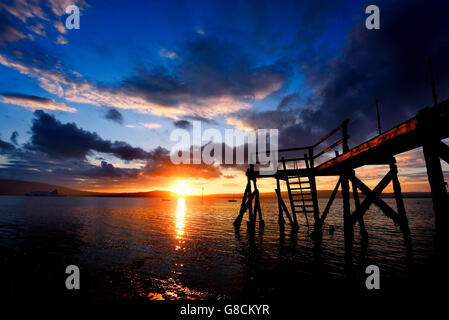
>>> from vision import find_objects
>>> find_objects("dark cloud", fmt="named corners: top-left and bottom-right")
top-left (0, 9), bottom-right (25, 45)
top-left (277, 93), bottom-right (300, 110)
top-left (26, 110), bottom-right (149, 160)
top-left (0, 112), bottom-right (225, 185)
top-left (299, 0), bottom-right (449, 146)
top-left (3, 92), bottom-right (52, 104)
top-left (104, 108), bottom-right (124, 124)
top-left (173, 120), bottom-right (191, 129)
top-left (184, 115), bottom-right (218, 125)
top-left (10, 131), bottom-right (19, 145)
top-left (233, 0), bottom-right (449, 150)
top-left (54, 161), bottom-right (141, 179)
top-left (1, 92), bottom-right (75, 112)
top-left (0, 138), bottom-right (15, 154)
top-left (123, 36), bottom-right (286, 108)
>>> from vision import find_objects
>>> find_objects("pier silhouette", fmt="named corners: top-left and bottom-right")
top-left (234, 60), bottom-right (449, 257)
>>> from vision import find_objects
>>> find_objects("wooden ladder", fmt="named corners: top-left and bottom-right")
top-left (282, 158), bottom-right (311, 229)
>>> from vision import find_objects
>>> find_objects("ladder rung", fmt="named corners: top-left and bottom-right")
top-left (290, 187), bottom-right (311, 190)
top-left (292, 199), bottom-right (313, 202)
top-left (291, 193), bottom-right (312, 196)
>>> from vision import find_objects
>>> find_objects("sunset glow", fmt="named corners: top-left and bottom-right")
top-left (171, 183), bottom-right (192, 196)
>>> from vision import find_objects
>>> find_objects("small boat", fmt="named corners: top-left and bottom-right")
top-left (228, 193), bottom-right (237, 202)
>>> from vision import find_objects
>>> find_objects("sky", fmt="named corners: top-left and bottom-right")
top-left (0, 0), bottom-right (448, 194)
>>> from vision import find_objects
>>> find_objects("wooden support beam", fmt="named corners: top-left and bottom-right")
top-left (438, 141), bottom-right (449, 164)
top-left (254, 189), bottom-right (264, 226)
top-left (247, 176), bottom-right (254, 224)
top-left (253, 179), bottom-right (262, 223)
top-left (320, 178), bottom-right (341, 224)
top-left (306, 151), bottom-right (321, 234)
top-left (350, 174), bottom-right (400, 224)
top-left (423, 140), bottom-right (449, 239)
top-left (282, 157), bottom-right (299, 226)
top-left (352, 177), bottom-right (368, 239)
top-left (276, 178), bottom-right (285, 227)
top-left (341, 172), bottom-right (353, 254)
top-left (233, 183), bottom-right (250, 228)
top-left (389, 158), bottom-right (412, 245)
top-left (341, 121), bottom-right (354, 260)
top-left (275, 188), bottom-right (295, 227)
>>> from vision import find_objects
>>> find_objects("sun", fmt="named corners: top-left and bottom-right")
top-left (171, 183), bottom-right (192, 196)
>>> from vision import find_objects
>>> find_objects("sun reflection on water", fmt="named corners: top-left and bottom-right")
top-left (175, 198), bottom-right (186, 250)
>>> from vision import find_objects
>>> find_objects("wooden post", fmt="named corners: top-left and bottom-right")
top-left (423, 141), bottom-right (449, 240)
top-left (352, 176), bottom-right (368, 239)
top-left (341, 120), bottom-right (353, 260)
top-left (276, 178), bottom-right (285, 227)
top-left (389, 157), bottom-right (412, 246)
top-left (320, 178), bottom-right (341, 224)
top-left (254, 179), bottom-right (264, 227)
top-left (234, 182), bottom-right (250, 228)
top-left (247, 165), bottom-right (254, 228)
top-left (282, 157), bottom-right (299, 228)
top-left (418, 108), bottom-right (449, 242)
top-left (341, 173), bottom-right (353, 258)
top-left (307, 149), bottom-right (321, 234)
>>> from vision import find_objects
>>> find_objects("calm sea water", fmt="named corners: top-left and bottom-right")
top-left (0, 196), bottom-right (442, 300)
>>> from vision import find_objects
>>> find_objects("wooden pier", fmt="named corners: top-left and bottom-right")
top-left (234, 97), bottom-right (449, 251)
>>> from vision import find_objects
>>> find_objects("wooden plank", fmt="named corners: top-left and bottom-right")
top-left (320, 178), bottom-right (341, 224)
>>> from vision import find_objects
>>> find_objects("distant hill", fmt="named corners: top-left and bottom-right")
top-left (0, 179), bottom-right (430, 199)
top-left (0, 179), bottom-right (100, 196)
top-left (0, 179), bottom-right (177, 198)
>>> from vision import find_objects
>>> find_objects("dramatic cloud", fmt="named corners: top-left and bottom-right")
top-left (299, 0), bottom-right (449, 145)
top-left (0, 111), bottom-right (224, 186)
top-left (104, 108), bottom-right (124, 124)
top-left (54, 160), bottom-right (141, 179)
top-left (0, 138), bottom-right (16, 154)
top-left (230, 0), bottom-right (449, 149)
top-left (0, 33), bottom-right (286, 119)
top-left (173, 120), bottom-right (191, 129)
top-left (26, 110), bottom-right (149, 160)
top-left (1, 92), bottom-right (76, 112)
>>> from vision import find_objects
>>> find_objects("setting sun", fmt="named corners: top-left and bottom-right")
top-left (171, 183), bottom-right (192, 196)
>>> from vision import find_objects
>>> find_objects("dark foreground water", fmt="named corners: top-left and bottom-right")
top-left (0, 196), bottom-right (444, 301)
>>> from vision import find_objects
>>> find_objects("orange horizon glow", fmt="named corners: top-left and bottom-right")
top-left (76, 148), bottom-right (447, 195)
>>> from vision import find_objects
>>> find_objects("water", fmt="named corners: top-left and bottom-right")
top-left (0, 196), bottom-right (442, 301)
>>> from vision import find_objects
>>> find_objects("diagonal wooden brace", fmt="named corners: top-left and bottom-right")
top-left (350, 173), bottom-right (400, 225)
